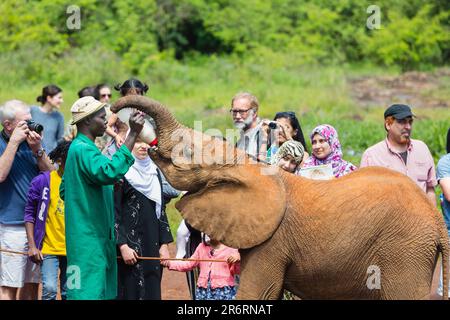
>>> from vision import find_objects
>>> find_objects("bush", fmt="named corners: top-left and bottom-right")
top-left (363, 5), bottom-right (450, 70)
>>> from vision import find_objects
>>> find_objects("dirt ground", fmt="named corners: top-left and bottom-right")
top-left (34, 243), bottom-right (190, 300)
top-left (349, 68), bottom-right (450, 109)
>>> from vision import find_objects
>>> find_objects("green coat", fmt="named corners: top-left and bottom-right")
top-left (60, 133), bottom-right (134, 300)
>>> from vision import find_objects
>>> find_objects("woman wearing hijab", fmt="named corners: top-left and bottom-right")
top-left (114, 137), bottom-right (173, 300)
top-left (271, 139), bottom-right (305, 174)
top-left (302, 124), bottom-right (357, 178)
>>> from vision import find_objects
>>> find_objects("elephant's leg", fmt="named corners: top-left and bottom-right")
top-left (236, 246), bottom-right (288, 300)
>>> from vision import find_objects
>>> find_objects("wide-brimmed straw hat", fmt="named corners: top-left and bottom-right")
top-left (70, 96), bottom-right (106, 125)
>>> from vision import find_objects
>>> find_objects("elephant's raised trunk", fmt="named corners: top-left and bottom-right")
top-left (111, 95), bottom-right (252, 193)
top-left (111, 95), bottom-right (185, 157)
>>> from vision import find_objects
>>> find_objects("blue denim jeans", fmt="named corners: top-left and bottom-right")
top-left (41, 255), bottom-right (67, 300)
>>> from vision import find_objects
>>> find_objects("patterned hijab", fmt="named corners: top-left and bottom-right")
top-left (302, 124), bottom-right (356, 178)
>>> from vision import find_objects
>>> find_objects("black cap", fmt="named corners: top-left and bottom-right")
top-left (384, 104), bottom-right (415, 120)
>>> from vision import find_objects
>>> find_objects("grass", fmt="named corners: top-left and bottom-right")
top-left (1, 51), bottom-right (449, 238)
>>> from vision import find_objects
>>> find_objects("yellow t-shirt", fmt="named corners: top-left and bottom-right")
top-left (41, 171), bottom-right (66, 256)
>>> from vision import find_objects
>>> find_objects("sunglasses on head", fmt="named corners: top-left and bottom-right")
top-left (276, 111), bottom-right (296, 117)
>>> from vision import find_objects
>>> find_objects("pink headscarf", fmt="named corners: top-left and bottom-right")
top-left (302, 124), bottom-right (356, 178)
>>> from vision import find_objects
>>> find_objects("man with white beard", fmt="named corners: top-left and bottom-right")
top-left (230, 92), bottom-right (267, 161)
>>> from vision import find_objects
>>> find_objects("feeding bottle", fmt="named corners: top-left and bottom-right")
top-left (116, 108), bottom-right (158, 147)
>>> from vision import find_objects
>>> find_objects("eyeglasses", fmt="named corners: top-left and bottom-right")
top-left (229, 108), bottom-right (254, 116)
top-left (101, 94), bottom-right (112, 98)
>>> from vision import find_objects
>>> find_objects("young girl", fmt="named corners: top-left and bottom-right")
top-left (175, 219), bottom-right (202, 300)
top-left (24, 140), bottom-right (71, 300)
top-left (162, 235), bottom-right (240, 300)
top-left (271, 139), bottom-right (305, 173)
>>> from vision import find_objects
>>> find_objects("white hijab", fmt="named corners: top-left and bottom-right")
top-left (125, 155), bottom-right (162, 219)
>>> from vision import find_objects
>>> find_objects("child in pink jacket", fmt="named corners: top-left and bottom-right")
top-left (161, 236), bottom-right (240, 300)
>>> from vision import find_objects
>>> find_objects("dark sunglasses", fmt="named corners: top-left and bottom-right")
top-left (101, 94), bottom-right (112, 98)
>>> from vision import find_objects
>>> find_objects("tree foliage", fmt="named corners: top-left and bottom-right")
top-left (0, 0), bottom-right (448, 78)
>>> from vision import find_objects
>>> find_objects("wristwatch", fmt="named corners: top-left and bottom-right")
top-left (34, 148), bottom-right (45, 158)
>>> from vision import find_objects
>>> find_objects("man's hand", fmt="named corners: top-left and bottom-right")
top-left (128, 110), bottom-right (145, 136)
top-left (120, 244), bottom-right (139, 265)
top-left (9, 121), bottom-right (29, 146)
top-left (260, 119), bottom-right (271, 140)
top-left (28, 246), bottom-right (43, 264)
top-left (26, 131), bottom-right (43, 154)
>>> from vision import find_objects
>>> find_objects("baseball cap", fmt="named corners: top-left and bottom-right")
top-left (70, 96), bottom-right (106, 125)
top-left (384, 104), bottom-right (415, 120)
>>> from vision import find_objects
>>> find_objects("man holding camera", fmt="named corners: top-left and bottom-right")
top-left (0, 100), bottom-right (53, 300)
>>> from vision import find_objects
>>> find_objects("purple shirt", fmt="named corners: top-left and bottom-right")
top-left (24, 171), bottom-right (51, 250)
top-left (360, 138), bottom-right (437, 193)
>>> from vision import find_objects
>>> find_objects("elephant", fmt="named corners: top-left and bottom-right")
top-left (112, 95), bottom-right (449, 300)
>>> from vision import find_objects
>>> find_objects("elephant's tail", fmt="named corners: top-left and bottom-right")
top-left (438, 225), bottom-right (449, 300)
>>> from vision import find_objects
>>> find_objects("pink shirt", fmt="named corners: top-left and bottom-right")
top-left (168, 243), bottom-right (240, 289)
top-left (360, 138), bottom-right (437, 192)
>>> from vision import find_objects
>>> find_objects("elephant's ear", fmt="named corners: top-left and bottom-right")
top-left (175, 165), bottom-right (286, 249)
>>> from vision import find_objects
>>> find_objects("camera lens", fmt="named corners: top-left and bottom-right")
top-left (268, 122), bottom-right (278, 130)
top-left (26, 120), bottom-right (44, 134)
top-left (34, 124), bottom-right (44, 134)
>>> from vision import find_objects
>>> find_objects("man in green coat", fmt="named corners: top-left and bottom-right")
top-left (60, 96), bottom-right (144, 299)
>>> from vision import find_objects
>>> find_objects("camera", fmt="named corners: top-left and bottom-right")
top-left (268, 121), bottom-right (279, 130)
top-left (26, 120), bottom-right (44, 134)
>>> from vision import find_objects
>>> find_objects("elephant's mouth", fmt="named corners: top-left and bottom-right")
top-left (180, 182), bottom-right (207, 200)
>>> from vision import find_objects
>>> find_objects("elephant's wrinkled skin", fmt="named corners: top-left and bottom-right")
top-left (112, 96), bottom-right (449, 300)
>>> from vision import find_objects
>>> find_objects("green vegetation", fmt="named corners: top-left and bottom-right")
top-left (0, 0), bottom-right (449, 237)
top-left (1, 0), bottom-right (448, 74)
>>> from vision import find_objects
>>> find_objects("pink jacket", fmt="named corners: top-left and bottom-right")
top-left (168, 243), bottom-right (240, 289)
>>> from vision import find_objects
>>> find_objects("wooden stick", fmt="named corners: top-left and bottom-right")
top-left (0, 248), bottom-right (227, 262)
top-left (118, 256), bottom-right (228, 263)
top-left (0, 248), bottom-right (28, 255)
